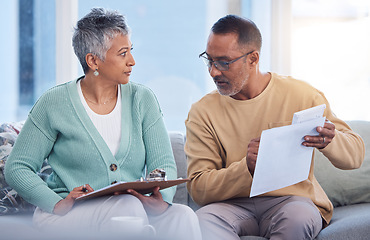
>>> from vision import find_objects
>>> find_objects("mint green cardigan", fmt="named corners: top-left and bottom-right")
top-left (5, 78), bottom-right (177, 213)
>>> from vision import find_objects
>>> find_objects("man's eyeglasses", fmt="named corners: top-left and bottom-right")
top-left (199, 51), bottom-right (254, 71)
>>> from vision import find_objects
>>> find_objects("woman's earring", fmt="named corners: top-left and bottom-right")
top-left (94, 69), bottom-right (99, 76)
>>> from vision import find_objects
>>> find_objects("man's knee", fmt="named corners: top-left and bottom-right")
top-left (196, 204), bottom-right (215, 218)
top-left (278, 196), bottom-right (321, 223)
top-left (269, 196), bottom-right (322, 239)
top-left (196, 204), bottom-right (237, 240)
top-left (196, 204), bottom-right (226, 224)
top-left (196, 203), bottom-right (259, 237)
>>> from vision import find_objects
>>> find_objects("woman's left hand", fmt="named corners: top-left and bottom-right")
top-left (126, 187), bottom-right (169, 215)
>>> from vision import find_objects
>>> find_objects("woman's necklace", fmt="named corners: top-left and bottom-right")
top-left (84, 94), bottom-right (115, 105)
top-left (82, 85), bottom-right (118, 105)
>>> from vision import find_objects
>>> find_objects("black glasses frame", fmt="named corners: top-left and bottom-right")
top-left (199, 50), bottom-right (254, 71)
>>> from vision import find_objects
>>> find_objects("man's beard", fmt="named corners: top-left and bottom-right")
top-left (214, 74), bottom-right (248, 97)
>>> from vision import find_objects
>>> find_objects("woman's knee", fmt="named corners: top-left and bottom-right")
top-left (104, 195), bottom-right (147, 217)
top-left (111, 194), bottom-right (142, 205)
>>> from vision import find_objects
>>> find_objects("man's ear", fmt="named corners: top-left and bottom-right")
top-left (85, 53), bottom-right (99, 72)
top-left (249, 51), bottom-right (259, 66)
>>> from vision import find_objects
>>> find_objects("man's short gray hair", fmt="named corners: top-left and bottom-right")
top-left (72, 8), bottom-right (130, 73)
top-left (211, 15), bottom-right (262, 52)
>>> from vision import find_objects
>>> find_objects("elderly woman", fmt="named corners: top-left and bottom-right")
top-left (5, 8), bottom-right (201, 239)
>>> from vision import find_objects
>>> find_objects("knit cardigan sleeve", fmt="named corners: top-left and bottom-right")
top-left (4, 90), bottom-right (64, 213)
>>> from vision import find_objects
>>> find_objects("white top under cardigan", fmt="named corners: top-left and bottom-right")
top-left (77, 80), bottom-right (122, 155)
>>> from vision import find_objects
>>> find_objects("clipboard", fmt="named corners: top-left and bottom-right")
top-left (76, 178), bottom-right (189, 201)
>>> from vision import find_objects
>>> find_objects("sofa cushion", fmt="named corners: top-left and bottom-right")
top-left (0, 122), bottom-right (24, 189)
top-left (0, 122), bottom-right (36, 214)
top-left (316, 203), bottom-right (370, 240)
top-left (314, 120), bottom-right (370, 207)
top-left (0, 121), bottom-right (52, 215)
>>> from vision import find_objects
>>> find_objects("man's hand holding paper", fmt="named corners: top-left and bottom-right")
top-left (303, 119), bottom-right (336, 149)
top-left (294, 103), bottom-right (336, 149)
top-left (250, 104), bottom-right (330, 197)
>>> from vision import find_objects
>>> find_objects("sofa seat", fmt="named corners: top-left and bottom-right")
top-left (316, 203), bottom-right (370, 240)
top-left (239, 202), bottom-right (370, 240)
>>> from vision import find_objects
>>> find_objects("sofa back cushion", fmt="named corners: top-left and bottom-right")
top-left (314, 120), bottom-right (370, 207)
top-left (169, 131), bottom-right (189, 206)
top-left (169, 132), bottom-right (200, 210)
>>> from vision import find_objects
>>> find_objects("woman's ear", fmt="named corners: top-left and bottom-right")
top-left (85, 53), bottom-right (99, 72)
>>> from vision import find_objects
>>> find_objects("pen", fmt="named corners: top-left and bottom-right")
top-left (82, 184), bottom-right (88, 192)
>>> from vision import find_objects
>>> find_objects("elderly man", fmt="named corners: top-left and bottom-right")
top-left (185, 15), bottom-right (364, 240)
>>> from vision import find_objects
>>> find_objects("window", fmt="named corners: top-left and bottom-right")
top-left (2, 0), bottom-right (238, 132)
top-left (1, 0), bottom-right (55, 122)
top-left (3, 0), bottom-right (368, 131)
top-left (291, 0), bottom-right (370, 121)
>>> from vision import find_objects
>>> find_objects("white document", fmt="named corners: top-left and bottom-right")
top-left (292, 104), bottom-right (326, 124)
top-left (250, 107), bottom-right (326, 197)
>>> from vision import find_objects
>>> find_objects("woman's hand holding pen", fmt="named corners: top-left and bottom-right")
top-left (126, 187), bottom-right (169, 215)
top-left (53, 184), bottom-right (94, 216)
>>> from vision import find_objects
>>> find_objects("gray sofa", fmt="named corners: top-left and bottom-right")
top-left (171, 120), bottom-right (370, 240)
top-left (0, 120), bottom-right (369, 239)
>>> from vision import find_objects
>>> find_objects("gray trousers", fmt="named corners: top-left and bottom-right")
top-left (196, 196), bottom-right (322, 240)
top-left (33, 194), bottom-right (202, 240)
